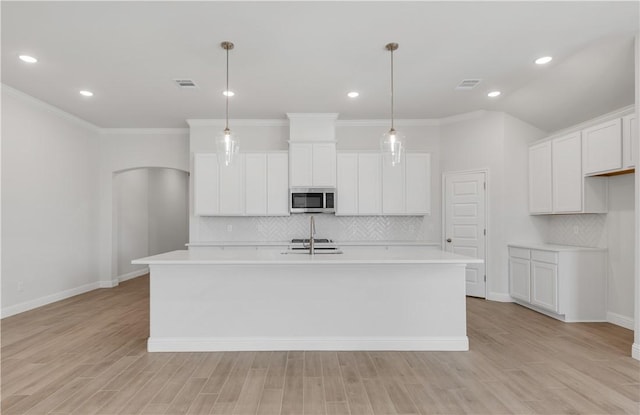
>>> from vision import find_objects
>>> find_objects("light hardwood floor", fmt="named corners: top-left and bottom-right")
top-left (2, 275), bottom-right (639, 414)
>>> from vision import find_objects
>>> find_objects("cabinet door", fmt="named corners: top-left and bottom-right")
top-left (193, 153), bottom-right (219, 215)
top-left (336, 153), bottom-right (358, 215)
top-left (529, 141), bottom-right (553, 214)
top-left (509, 257), bottom-right (531, 303)
top-left (405, 153), bottom-right (430, 214)
top-left (218, 155), bottom-right (244, 215)
top-left (358, 153), bottom-right (382, 215)
top-left (582, 119), bottom-right (622, 175)
top-left (289, 143), bottom-right (313, 187)
top-left (531, 260), bottom-right (558, 312)
top-left (312, 143), bottom-right (337, 187)
top-left (623, 114), bottom-right (637, 169)
top-left (267, 153), bottom-right (289, 216)
top-left (382, 154), bottom-right (406, 214)
top-left (552, 133), bottom-right (582, 213)
top-left (245, 153), bottom-right (267, 215)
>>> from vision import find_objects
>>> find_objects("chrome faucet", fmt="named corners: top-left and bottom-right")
top-left (309, 215), bottom-right (316, 255)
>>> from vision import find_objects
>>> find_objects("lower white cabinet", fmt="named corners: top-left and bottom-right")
top-left (194, 152), bottom-right (289, 216)
top-left (508, 244), bottom-right (606, 321)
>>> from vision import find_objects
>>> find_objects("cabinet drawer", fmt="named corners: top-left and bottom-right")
top-left (531, 250), bottom-right (558, 264)
top-left (509, 247), bottom-right (530, 260)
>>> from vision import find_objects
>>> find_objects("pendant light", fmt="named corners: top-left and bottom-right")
top-left (381, 42), bottom-right (404, 167)
top-left (216, 41), bottom-right (240, 166)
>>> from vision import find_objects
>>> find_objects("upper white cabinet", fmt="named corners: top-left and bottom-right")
top-left (193, 152), bottom-right (289, 217)
top-left (289, 142), bottom-right (336, 187)
top-left (529, 135), bottom-right (607, 215)
top-left (622, 113), bottom-right (637, 169)
top-left (582, 118), bottom-right (622, 175)
top-left (336, 152), bottom-right (430, 216)
top-left (528, 141), bottom-right (553, 214)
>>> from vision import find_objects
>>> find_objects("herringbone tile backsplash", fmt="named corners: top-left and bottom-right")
top-left (544, 214), bottom-right (606, 248)
top-left (195, 215), bottom-right (433, 242)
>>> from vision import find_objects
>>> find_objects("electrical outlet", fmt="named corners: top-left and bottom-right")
top-left (227, 224), bottom-right (233, 232)
top-left (17, 282), bottom-right (24, 292)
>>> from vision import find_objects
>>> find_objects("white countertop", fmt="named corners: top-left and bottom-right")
top-left (187, 240), bottom-right (441, 247)
top-left (508, 242), bottom-right (606, 252)
top-left (133, 247), bottom-right (482, 265)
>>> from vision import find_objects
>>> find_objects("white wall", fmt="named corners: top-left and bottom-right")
top-left (115, 169), bottom-right (149, 277)
top-left (99, 130), bottom-right (189, 286)
top-left (148, 168), bottom-right (189, 255)
top-left (440, 111), bottom-right (546, 300)
top-left (1, 86), bottom-right (101, 317)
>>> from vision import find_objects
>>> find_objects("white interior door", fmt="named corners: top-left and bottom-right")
top-left (444, 171), bottom-right (487, 298)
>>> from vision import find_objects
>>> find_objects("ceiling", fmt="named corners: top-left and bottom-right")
top-left (1, 1), bottom-right (638, 132)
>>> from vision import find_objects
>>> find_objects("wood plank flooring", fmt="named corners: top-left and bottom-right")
top-left (2, 275), bottom-right (639, 414)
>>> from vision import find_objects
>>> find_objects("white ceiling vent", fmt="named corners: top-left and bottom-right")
top-left (174, 79), bottom-right (198, 88)
top-left (455, 79), bottom-right (482, 90)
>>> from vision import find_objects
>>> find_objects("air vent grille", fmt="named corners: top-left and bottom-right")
top-left (455, 79), bottom-right (482, 90)
top-left (174, 79), bottom-right (198, 88)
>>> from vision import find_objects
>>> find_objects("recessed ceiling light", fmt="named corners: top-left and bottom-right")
top-left (19, 55), bottom-right (37, 63)
top-left (223, 90), bottom-right (235, 97)
top-left (347, 91), bottom-right (359, 98)
top-left (535, 56), bottom-right (553, 65)
top-left (79, 90), bottom-right (94, 97)
top-left (487, 91), bottom-right (501, 98)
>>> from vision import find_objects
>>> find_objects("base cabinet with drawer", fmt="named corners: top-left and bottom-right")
top-left (508, 244), bottom-right (607, 322)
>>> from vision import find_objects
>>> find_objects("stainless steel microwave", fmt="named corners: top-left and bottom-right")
top-left (290, 188), bottom-right (335, 213)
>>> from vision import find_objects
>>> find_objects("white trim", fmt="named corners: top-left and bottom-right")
top-left (336, 119), bottom-right (439, 127)
top-left (442, 168), bottom-right (490, 299)
top-left (186, 119), bottom-right (288, 127)
top-left (286, 113), bottom-right (339, 120)
top-left (438, 110), bottom-right (490, 125)
top-left (487, 292), bottom-right (513, 302)
top-left (147, 336), bottom-right (469, 352)
top-left (99, 280), bottom-right (119, 288)
top-left (2, 84), bottom-right (102, 133)
top-left (607, 311), bottom-right (635, 330)
top-left (118, 267), bottom-right (149, 283)
top-left (1, 282), bottom-right (100, 319)
top-left (102, 128), bottom-right (189, 135)
top-left (633, 343), bottom-right (640, 361)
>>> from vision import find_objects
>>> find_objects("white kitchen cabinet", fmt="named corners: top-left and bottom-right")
top-left (582, 118), bottom-right (622, 175)
top-left (529, 137), bottom-right (607, 215)
top-left (194, 152), bottom-right (288, 217)
top-left (289, 142), bottom-right (336, 187)
top-left (382, 154), bottom-right (406, 214)
top-left (528, 141), bottom-right (553, 214)
top-left (358, 153), bottom-right (382, 215)
top-left (508, 244), bottom-right (606, 321)
top-left (405, 153), bottom-right (431, 215)
top-left (218, 155), bottom-right (244, 215)
top-left (245, 153), bottom-right (267, 215)
top-left (193, 153), bottom-right (219, 215)
top-left (336, 153), bottom-right (358, 215)
top-left (622, 113), bottom-right (637, 169)
top-left (266, 153), bottom-right (289, 216)
top-left (552, 133), bottom-right (582, 213)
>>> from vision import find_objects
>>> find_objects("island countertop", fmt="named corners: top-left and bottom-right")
top-left (132, 247), bottom-right (483, 266)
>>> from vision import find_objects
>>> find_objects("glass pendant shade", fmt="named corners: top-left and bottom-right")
top-left (381, 128), bottom-right (404, 166)
top-left (216, 128), bottom-right (239, 167)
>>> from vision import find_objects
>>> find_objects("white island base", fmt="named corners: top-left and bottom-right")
top-left (134, 249), bottom-right (480, 352)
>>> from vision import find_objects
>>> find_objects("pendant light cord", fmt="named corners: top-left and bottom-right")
top-left (225, 45), bottom-right (229, 131)
top-left (390, 46), bottom-right (394, 131)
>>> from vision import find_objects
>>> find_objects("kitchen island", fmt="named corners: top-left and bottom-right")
top-left (133, 247), bottom-right (482, 352)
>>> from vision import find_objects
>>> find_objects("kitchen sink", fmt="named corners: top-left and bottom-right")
top-left (281, 248), bottom-right (343, 255)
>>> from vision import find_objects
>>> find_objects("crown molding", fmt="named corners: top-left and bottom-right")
top-left (542, 104), bottom-right (635, 140)
top-left (337, 119), bottom-right (439, 127)
top-left (438, 110), bottom-right (491, 126)
top-left (101, 128), bottom-right (189, 135)
top-left (2, 84), bottom-right (102, 133)
top-left (187, 119), bottom-right (288, 127)
top-left (286, 113), bottom-right (339, 120)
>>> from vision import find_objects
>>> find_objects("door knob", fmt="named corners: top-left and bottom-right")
top-left (446, 238), bottom-right (452, 243)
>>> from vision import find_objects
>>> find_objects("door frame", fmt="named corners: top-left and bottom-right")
top-left (442, 168), bottom-right (490, 298)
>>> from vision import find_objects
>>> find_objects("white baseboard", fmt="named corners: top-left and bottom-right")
top-left (147, 336), bottom-right (470, 352)
top-left (607, 311), bottom-right (635, 330)
top-left (1, 282), bottom-right (100, 319)
top-left (118, 267), bottom-right (149, 283)
top-left (99, 280), bottom-right (118, 288)
top-left (633, 343), bottom-right (640, 361)
top-left (487, 292), bottom-right (513, 302)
